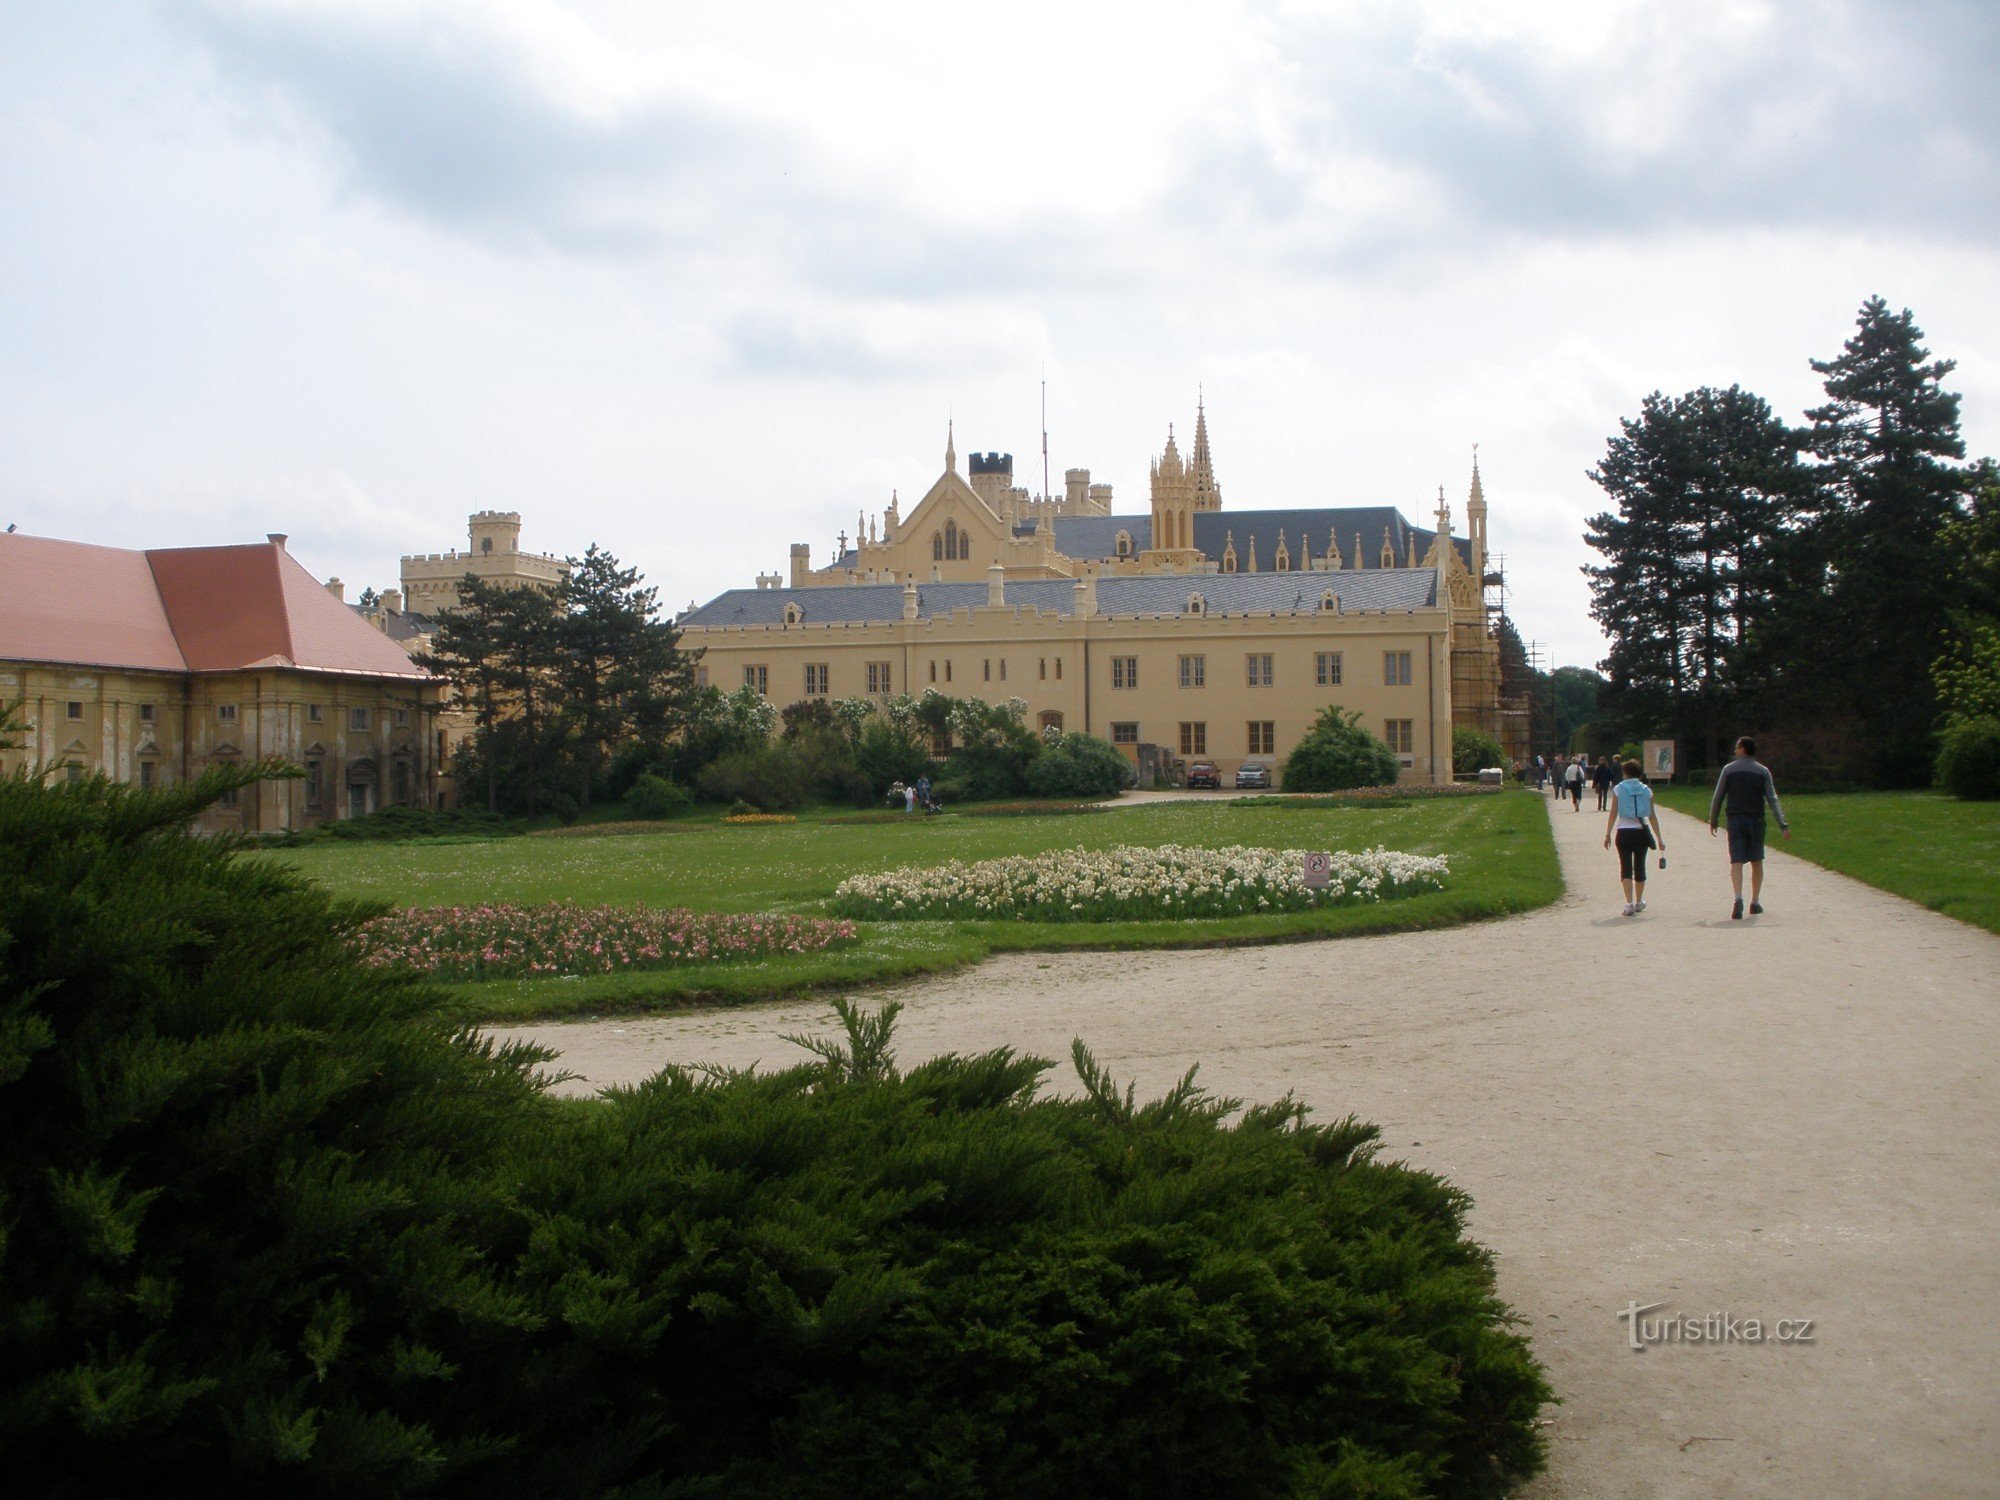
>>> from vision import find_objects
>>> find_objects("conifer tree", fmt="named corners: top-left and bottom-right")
top-left (1796, 297), bottom-right (1968, 781)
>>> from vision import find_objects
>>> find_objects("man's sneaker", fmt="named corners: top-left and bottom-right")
top-left (1748, 902), bottom-right (1763, 915)
top-left (1732, 898), bottom-right (1744, 920)
top-left (1622, 902), bottom-right (1636, 916)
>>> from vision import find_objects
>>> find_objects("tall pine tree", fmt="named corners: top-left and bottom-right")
top-left (1793, 297), bottom-right (1968, 783)
top-left (1584, 386), bottom-right (1806, 764)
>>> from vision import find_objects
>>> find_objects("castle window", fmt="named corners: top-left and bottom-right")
top-left (1274, 545), bottom-right (1291, 572)
top-left (1319, 591), bottom-right (1338, 612)
top-left (983, 659), bottom-right (991, 682)
top-left (945, 520), bottom-right (959, 559)
top-left (1111, 722), bottom-right (1139, 745)
top-left (1179, 722), bottom-right (1206, 756)
top-left (1384, 651), bottom-right (1413, 687)
top-left (391, 760), bottom-right (411, 806)
top-left (1039, 658), bottom-right (1046, 681)
top-left (1115, 531), bottom-right (1132, 558)
top-left (305, 759), bottom-right (323, 804)
top-left (66, 701), bottom-right (83, 720)
top-left (1111, 656), bottom-right (1138, 690)
top-left (1316, 651), bottom-right (1343, 687)
top-left (481, 537), bottom-right (492, 553)
top-left (1185, 594), bottom-right (1205, 616)
top-left (1248, 721), bottom-right (1276, 755)
top-left (1247, 653), bottom-right (1274, 687)
top-left (933, 531), bottom-right (944, 561)
top-left (999, 659), bottom-right (1007, 681)
top-left (1178, 654), bottom-right (1205, 689)
top-left (929, 660), bottom-right (937, 684)
top-left (395, 708), bottom-right (409, 727)
top-left (696, 666), bottom-right (709, 690)
top-left (1385, 719), bottom-right (1414, 759)
top-left (349, 707), bottom-right (371, 731)
top-left (744, 664), bottom-right (768, 695)
top-left (945, 661), bottom-right (953, 683)
top-left (139, 762), bottom-right (156, 790)
top-left (804, 663), bottom-right (830, 696)
top-left (1055, 657), bottom-right (1063, 680)
top-left (307, 704), bottom-right (322, 722)
top-left (867, 661), bottom-right (893, 694)
top-left (139, 703), bottom-right (155, 722)
top-left (65, 762), bottom-right (84, 785)
top-left (218, 704), bottom-right (238, 724)
top-left (784, 602), bottom-right (804, 625)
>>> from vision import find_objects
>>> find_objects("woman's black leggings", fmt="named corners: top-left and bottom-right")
top-left (1616, 827), bottom-right (1651, 882)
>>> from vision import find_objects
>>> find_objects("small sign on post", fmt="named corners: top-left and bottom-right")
top-left (1643, 739), bottom-right (1676, 783)
top-left (1302, 851), bottom-right (1333, 889)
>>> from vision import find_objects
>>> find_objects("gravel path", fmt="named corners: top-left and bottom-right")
top-left (494, 795), bottom-right (2000, 1497)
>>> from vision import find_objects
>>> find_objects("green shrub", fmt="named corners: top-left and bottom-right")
top-left (1937, 715), bottom-right (2000, 800)
top-left (1282, 707), bottom-right (1402, 791)
top-left (1024, 731), bottom-right (1130, 798)
top-left (0, 765), bottom-right (560, 1494)
top-left (285, 802), bottom-right (523, 844)
top-left (854, 717), bottom-right (933, 795)
top-left (0, 771), bottom-right (1552, 1495)
top-left (548, 791), bottom-right (580, 824)
top-left (1452, 726), bottom-right (1505, 776)
top-left (511, 1002), bottom-right (1552, 1497)
top-left (625, 772), bottom-right (691, 820)
top-left (697, 743), bottom-right (810, 810)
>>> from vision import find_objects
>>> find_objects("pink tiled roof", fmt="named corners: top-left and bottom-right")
top-left (0, 532), bottom-right (188, 672)
top-left (0, 532), bottom-right (431, 681)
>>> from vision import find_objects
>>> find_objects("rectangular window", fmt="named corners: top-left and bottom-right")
top-left (139, 761), bottom-right (156, 789)
top-left (1111, 722), bottom-right (1140, 745)
top-left (1385, 719), bottom-right (1414, 755)
top-left (1384, 651), bottom-right (1413, 687)
top-left (945, 660), bottom-right (953, 683)
top-left (983, 659), bottom-right (991, 682)
top-left (306, 703), bottom-right (322, 722)
top-left (695, 666), bottom-right (709, 690)
top-left (999, 659), bottom-right (1007, 681)
top-left (348, 707), bottom-right (370, 731)
top-left (866, 661), bottom-right (893, 695)
top-left (1055, 657), bottom-right (1063, 680)
top-left (1315, 652), bottom-right (1343, 687)
top-left (66, 763), bottom-right (84, 784)
top-left (218, 781), bottom-right (238, 809)
top-left (1248, 720), bottom-right (1276, 755)
top-left (1179, 721), bottom-right (1207, 755)
top-left (66, 701), bottom-right (84, 720)
top-left (139, 702), bottom-right (156, 722)
top-left (1039, 658), bottom-right (1047, 681)
top-left (218, 704), bottom-right (238, 724)
top-left (1111, 656), bottom-right (1138, 690)
top-left (1247, 653), bottom-right (1274, 687)
top-left (929, 660), bottom-right (938, 684)
top-left (1178, 654), bottom-right (1206, 688)
top-left (744, 664), bottom-right (768, 695)
top-left (305, 762), bottom-right (323, 802)
top-left (804, 663), bottom-right (829, 696)
top-left (394, 708), bottom-right (409, 726)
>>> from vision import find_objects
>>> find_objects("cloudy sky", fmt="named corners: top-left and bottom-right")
top-left (3, 0), bottom-right (1995, 668)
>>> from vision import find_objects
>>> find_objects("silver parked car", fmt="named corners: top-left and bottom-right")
top-left (1233, 760), bottom-right (1272, 789)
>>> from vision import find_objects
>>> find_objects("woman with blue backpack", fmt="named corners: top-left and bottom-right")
top-left (1602, 757), bottom-right (1667, 916)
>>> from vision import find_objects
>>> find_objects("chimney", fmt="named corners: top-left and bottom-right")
top-left (902, 581), bottom-right (920, 621)
top-left (1072, 574), bottom-right (1096, 618)
top-left (986, 562), bottom-right (1006, 607)
top-left (381, 588), bottom-right (404, 614)
top-left (325, 577), bottom-right (344, 602)
top-left (267, 533), bottom-right (288, 550)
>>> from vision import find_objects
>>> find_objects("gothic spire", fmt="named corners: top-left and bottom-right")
top-left (1189, 391), bottom-right (1221, 510)
top-left (945, 418), bottom-right (957, 473)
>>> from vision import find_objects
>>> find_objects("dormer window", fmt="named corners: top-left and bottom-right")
top-left (1319, 590), bottom-right (1339, 613)
top-left (1185, 593), bottom-right (1206, 616)
top-left (1115, 530), bottom-right (1133, 558)
top-left (784, 602), bottom-right (805, 625)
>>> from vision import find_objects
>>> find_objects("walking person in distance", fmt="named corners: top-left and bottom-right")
top-left (1591, 755), bottom-right (1615, 811)
top-left (1708, 736), bottom-right (1791, 920)
top-left (1564, 755), bottom-right (1585, 810)
top-left (1603, 758), bottom-right (1665, 916)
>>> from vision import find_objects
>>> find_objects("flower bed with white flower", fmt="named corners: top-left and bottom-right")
top-left (831, 843), bottom-right (1448, 923)
top-left (356, 904), bottom-right (858, 982)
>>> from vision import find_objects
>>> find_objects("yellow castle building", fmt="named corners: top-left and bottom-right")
top-left (681, 405), bottom-right (1515, 785)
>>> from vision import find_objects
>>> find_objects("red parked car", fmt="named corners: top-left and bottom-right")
top-left (1185, 760), bottom-right (1221, 789)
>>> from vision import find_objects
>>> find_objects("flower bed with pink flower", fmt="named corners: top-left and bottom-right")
top-left (356, 903), bottom-right (859, 983)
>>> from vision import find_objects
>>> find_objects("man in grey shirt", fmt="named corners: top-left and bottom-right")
top-left (1708, 736), bottom-right (1791, 920)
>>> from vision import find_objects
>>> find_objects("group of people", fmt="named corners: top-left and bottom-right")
top-left (887, 775), bottom-right (941, 816)
top-left (1593, 737), bottom-right (1791, 920)
top-left (1530, 753), bottom-right (1622, 812)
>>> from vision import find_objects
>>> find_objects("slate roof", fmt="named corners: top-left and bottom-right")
top-left (681, 567), bottom-right (1437, 630)
top-left (0, 532), bottom-right (433, 679)
top-left (1044, 506), bottom-right (1473, 571)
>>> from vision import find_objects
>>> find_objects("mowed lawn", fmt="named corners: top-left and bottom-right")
top-left (275, 791), bottom-right (1562, 1020)
top-left (1654, 785), bottom-right (2000, 936)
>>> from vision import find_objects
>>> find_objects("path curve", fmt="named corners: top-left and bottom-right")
top-left (496, 796), bottom-right (2000, 1497)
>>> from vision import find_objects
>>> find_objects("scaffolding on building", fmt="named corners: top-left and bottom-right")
top-left (1449, 550), bottom-right (1532, 767)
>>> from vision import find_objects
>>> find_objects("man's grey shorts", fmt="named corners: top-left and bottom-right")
top-left (1727, 816), bottom-right (1767, 864)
